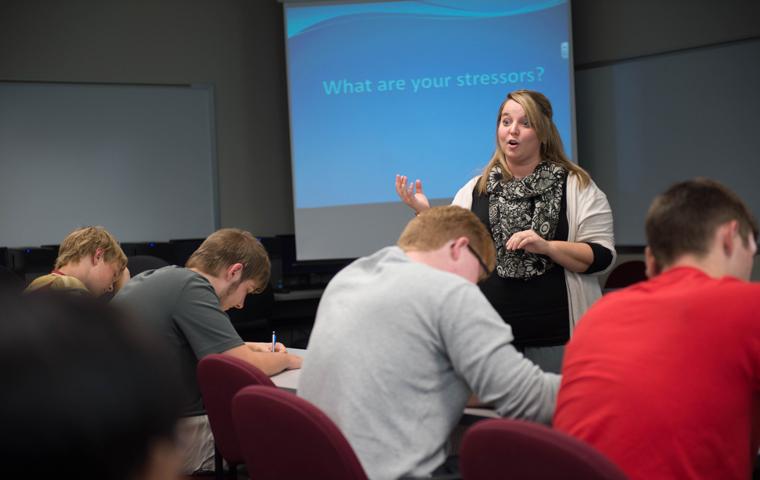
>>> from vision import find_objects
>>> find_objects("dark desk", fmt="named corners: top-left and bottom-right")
top-left (274, 289), bottom-right (323, 302)
top-left (269, 289), bottom-right (323, 348)
top-left (231, 288), bottom-right (323, 347)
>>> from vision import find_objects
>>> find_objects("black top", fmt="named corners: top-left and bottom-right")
top-left (471, 178), bottom-right (613, 347)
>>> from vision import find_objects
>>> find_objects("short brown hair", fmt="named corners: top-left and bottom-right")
top-left (55, 226), bottom-right (127, 272)
top-left (398, 206), bottom-right (496, 277)
top-left (646, 178), bottom-right (758, 268)
top-left (185, 228), bottom-right (270, 292)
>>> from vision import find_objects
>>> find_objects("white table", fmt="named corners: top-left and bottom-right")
top-left (270, 348), bottom-right (498, 418)
top-left (270, 347), bottom-right (306, 392)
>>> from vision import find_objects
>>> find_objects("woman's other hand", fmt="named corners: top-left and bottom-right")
top-left (395, 174), bottom-right (431, 214)
top-left (506, 229), bottom-right (550, 255)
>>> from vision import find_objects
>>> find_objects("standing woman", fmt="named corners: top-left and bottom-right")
top-left (395, 90), bottom-right (615, 372)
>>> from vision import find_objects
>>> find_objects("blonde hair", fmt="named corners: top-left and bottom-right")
top-left (398, 206), bottom-right (495, 276)
top-left (55, 226), bottom-right (127, 272)
top-left (476, 89), bottom-right (590, 194)
top-left (185, 228), bottom-right (270, 293)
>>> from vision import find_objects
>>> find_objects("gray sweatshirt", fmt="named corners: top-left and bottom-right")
top-left (298, 247), bottom-right (560, 479)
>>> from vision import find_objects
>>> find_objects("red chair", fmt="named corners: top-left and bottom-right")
top-left (460, 419), bottom-right (627, 480)
top-left (604, 260), bottom-right (647, 291)
top-left (231, 385), bottom-right (369, 480)
top-left (197, 354), bottom-right (275, 479)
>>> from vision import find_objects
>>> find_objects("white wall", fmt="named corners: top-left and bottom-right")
top-left (572, 0), bottom-right (760, 66)
top-left (0, 0), bottom-right (293, 236)
top-left (1, 0), bottom-right (758, 239)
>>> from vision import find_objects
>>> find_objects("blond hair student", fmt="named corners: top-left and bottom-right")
top-left (25, 226), bottom-right (128, 296)
top-left (300, 206), bottom-right (559, 479)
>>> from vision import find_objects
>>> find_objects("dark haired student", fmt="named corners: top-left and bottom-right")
top-left (554, 178), bottom-right (760, 480)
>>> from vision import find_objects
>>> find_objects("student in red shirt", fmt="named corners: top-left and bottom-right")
top-left (554, 178), bottom-right (760, 480)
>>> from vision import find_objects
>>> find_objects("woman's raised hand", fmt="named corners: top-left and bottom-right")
top-left (395, 174), bottom-right (431, 214)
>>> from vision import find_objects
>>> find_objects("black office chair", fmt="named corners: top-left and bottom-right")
top-left (127, 255), bottom-right (170, 277)
top-left (102, 255), bottom-right (170, 302)
top-left (168, 238), bottom-right (204, 266)
top-left (0, 265), bottom-right (25, 293)
top-left (5, 247), bottom-right (57, 282)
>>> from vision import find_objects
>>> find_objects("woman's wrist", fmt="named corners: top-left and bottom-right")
top-left (414, 204), bottom-right (430, 215)
top-left (544, 240), bottom-right (558, 258)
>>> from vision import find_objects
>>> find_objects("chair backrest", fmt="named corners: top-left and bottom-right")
top-left (460, 419), bottom-right (628, 480)
top-left (604, 260), bottom-right (647, 290)
top-left (6, 247), bottom-right (57, 281)
top-left (0, 265), bottom-right (25, 293)
top-left (232, 385), bottom-right (368, 480)
top-left (196, 354), bottom-right (275, 464)
top-left (126, 255), bottom-right (170, 277)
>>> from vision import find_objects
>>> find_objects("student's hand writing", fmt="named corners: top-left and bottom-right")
top-left (286, 353), bottom-right (303, 370)
top-left (395, 174), bottom-right (431, 214)
top-left (247, 341), bottom-right (287, 353)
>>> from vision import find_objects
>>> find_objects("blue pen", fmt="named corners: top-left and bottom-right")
top-left (271, 330), bottom-right (276, 352)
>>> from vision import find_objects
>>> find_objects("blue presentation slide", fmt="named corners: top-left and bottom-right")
top-left (285, 0), bottom-right (573, 209)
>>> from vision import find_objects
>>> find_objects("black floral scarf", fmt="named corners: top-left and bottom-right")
top-left (486, 162), bottom-right (567, 280)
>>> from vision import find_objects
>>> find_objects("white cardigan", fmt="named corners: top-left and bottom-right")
top-left (452, 173), bottom-right (616, 333)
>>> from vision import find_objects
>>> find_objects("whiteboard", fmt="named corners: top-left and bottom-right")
top-left (0, 82), bottom-right (218, 247)
top-left (575, 39), bottom-right (760, 246)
